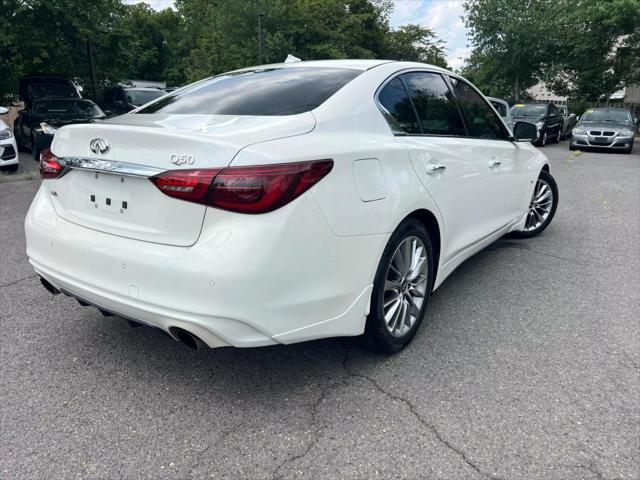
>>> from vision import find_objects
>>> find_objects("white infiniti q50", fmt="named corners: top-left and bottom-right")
top-left (25, 60), bottom-right (558, 353)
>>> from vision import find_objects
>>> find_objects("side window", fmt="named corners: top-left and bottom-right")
top-left (377, 77), bottom-right (421, 135)
top-left (549, 105), bottom-right (559, 117)
top-left (400, 72), bottom-right (466, 136)
top-left (449, 77), bottom-right (508, 140)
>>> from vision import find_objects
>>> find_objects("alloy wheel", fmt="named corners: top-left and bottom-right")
top-left (524, 178), bottom-right (554, 231)
top-left (383, 236), bottom-right (429, 337)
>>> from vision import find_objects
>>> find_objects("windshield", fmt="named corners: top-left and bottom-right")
top-left (581, 109), bottom-right (631, 123)
top-left (137, 67), bottom-right (362, 116)
top-left (33, 99), bottom-right (105, 117)
top-left (510, 104), bottom-right (547, 117)
top-left (126, 89), bottom-right (165, 106)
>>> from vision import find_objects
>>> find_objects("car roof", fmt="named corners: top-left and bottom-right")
top-left (227, 59), bottom-right (453, 74)
top-left (486, 96), bottom-right (509, 105)
top-left (124, 87), bottom-right (164, 91)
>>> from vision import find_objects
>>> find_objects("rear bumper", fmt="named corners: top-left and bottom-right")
top-left (25, 185), bottom-right (385, 348)
top-left (571, 134), bottom-right (634, 149)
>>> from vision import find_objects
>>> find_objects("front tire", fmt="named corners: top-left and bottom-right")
top-left (365, 219), bottom-right (434, 353)
top-left (511, 170), bottom-right (558, 238)
top-left (536, 130), bottom-right (548, 147)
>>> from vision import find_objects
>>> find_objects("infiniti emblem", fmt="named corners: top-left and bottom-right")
top-left (90, 138), bottom-right (110, 155)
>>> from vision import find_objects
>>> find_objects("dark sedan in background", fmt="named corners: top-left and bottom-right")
top-left (100, 86), bottom-right (166, 116)
top-left (570, 107), bottom-right (636, 154)
top-left (14, 74), bottom-right (106, 160)
top-left (510, 103), bottom-right (564, 146)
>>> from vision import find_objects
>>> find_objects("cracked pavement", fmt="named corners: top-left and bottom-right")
top-left (1, 142), bottom-right (639, 480)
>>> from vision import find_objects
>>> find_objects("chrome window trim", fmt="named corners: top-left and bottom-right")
top-left (60, 157), bottom-right (165, 178)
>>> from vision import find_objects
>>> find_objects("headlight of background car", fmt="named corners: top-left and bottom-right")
top-left (572, 127), bottom-right (587, 135)
top-left (619, 129), bottom-right (634, 136)
top-left (0, 127), bottom-right (13, 140)
top-left (39, 122), bottom-right (58, 135)
top-left (535, 121), bottom-right (544, 131)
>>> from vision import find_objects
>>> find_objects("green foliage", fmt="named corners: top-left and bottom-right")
top-left (1, 0), bottom-right (448, 99)
top-left (463, 0), bottom-right (562, 100)
top-left (382, 24), bottom-right (448, 67)
top-left (463, 0), bottom-right (640, 102)
top-left (543, 0), bottom-right (640, 101)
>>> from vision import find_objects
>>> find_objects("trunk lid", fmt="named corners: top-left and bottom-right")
top-left (48, 113), bottom-right (315, 246)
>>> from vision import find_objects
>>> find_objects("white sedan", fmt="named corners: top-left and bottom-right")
top-left (0, 106), bottom-right (19, 172)
top-left (25, 60), bottom-right (558, 353)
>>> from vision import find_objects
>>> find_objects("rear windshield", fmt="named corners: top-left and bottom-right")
top-left (28, 84), bottom-right (78, 99)
top-left (34, 99), bottom-right (104, 117)
top-left (137, 67), bottom-right (362, 116)
top-left (510, 104), bottom-right (547, 117)
top-left (126, 89), bottom-right (165, 106)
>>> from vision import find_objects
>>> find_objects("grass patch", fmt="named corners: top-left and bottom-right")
top-left (23, 172), bottom-right (35, 181)
top-left (0, 172), bottom-right (7, 184)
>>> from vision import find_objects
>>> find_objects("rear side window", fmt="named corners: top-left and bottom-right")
top-left (489, 100), bottom-right (507, 117)
top-left (377, 77), bottom-right (421, 134)
top-left (449, 77), bottom-right (508, 140)
top-left (137, 67), bottom-right (361, 116)
top-left (400, 72), bottom-right (466, 136)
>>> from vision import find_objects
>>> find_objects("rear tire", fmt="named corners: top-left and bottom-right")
top-left (364, 219), bottom-right (434, 354)
top-left (511, 170), bottom-right (558, 239)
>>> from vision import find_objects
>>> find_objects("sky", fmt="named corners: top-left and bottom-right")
top-left (123, 0), bottom-right (470, 70)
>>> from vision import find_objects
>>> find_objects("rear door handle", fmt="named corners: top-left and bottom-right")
top-left (426, 164), bottom-right (446, 174)
top-left (488, 160), bottom-right (501, 168)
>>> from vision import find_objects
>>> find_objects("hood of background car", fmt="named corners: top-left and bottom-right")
top-left (19, 75), bottom-right (81, 104)
top-left (577, 121), bottom-right (632, 131)
top-left (34, 117), bottom-right (102, 129)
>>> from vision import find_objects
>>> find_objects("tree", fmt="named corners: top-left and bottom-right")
top-left (463, 0), bottom-right (562, 101)
top-left (383, 24), bottom-right (448, 67)
top-left (543, 0), bottom-right (640, 101)
top-left (1, 0), bottom-right (448, 100)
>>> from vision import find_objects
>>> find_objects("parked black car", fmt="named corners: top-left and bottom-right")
top-left (14, 75), bottom-right (106, 160)
top-left (510, 103), bottom-right (564, 146)
top-left (570, 107), bottom-right (636, 154)
top-left (557, 105), bottom-right (578, 140)
top-left (100, 86), bottom-right (166, 116)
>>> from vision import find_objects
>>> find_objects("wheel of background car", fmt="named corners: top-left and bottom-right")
top-left (511, 170), bottom-right (558, 239)
top-left (365, 218), bottom-right (434, 353)
top-left (539, 130), bottom-right (547, 146)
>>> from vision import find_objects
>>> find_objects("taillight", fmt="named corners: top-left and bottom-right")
top-left (149, 168), bottom-right (220, 203)
top-left (210, 160), bottom-right (333, 213)
top-left (39, 148), bottom-right (64, 179)
top-left (150, 160), bottom-right (333, 214)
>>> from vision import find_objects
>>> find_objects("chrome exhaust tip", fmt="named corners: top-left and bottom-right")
top-left (169, 327), bottom-right (203, 351)
top-left (40, 277), bottom-right (60, 295)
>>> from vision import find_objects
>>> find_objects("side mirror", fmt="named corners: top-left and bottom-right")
top-left (512, 121), bottom-right (537, 142)
top-left (0, 106), bottom-right (8, 115)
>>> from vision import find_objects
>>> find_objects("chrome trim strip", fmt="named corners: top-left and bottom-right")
top-left (60, 157), bottom-right (165, 178)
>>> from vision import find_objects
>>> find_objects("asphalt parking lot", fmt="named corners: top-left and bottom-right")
top-left (1, 142), bottom-right (639, 480)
